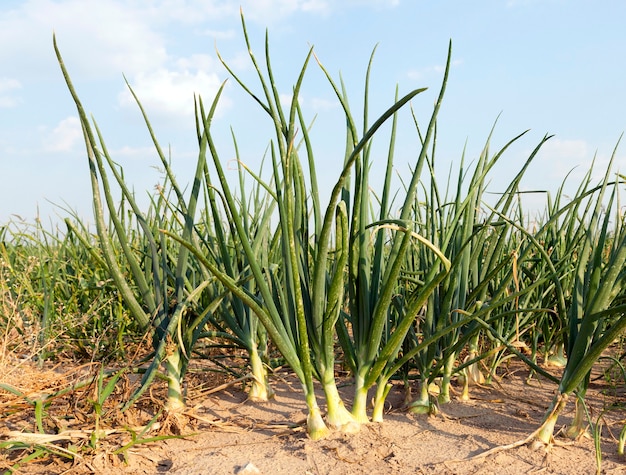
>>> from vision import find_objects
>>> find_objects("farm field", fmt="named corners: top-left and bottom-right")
top-left (2, 14), bottom-right (626, 475)
top-left (2, 353), bottom-right (626, 474)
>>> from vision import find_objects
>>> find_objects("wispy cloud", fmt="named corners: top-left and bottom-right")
top-left (0, 78), bottom-right (22, 108)
top-left (533, 137), bottom-right (614, 185)
top-left (540, 137), bottom-right (589, 161)
top-left (113, 145), bottom-right (161, 159)
top-left (309, 96), bottom-right (339, 111)
top-left (0, 0), bottom-right (169, 79)
top-left (238, 0), bottom-right (399, 24)
top-left (347, 0), bottom-right (400, 6)
top-left (237, 0), bottom-right (329, 24)
top-left (279, 92), bottom-right (338, 112)
top-left (535, 137), bottom-right (587, 180)
top-left (43, 116), bottom-right (82, 152)
top-left (118, 54), bottom-right (227, 119)
top-left (0, 1), bottom-right (353, 120)
top-left (200, 29), bottom-right (238, 41)
top-left (407, 59), bottom-right (463, 81)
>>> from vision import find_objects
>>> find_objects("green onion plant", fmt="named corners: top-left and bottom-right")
top-left (169, 13), bottom-right (441, 436)
top-left (55, 36), bottom-right (226, 413)
top-left (318, 42), bottom-right (453, 424)
top-left (527, 140), bottom-right (626, 446)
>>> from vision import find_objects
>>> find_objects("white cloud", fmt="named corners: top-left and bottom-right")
top-left (0, 0), bottom-right (168, 79)
top-left (278, 92), bottom-right (338, 112)
top-left (3, 0), bottom-right (410, 148)
top-left (43, 116), bottom-right (82, 152)
top-left (218, 0), bottom-right (397, 24)
top-left (279, 93), bottom-right (292, 108)
top-left (200, 29), bottom-right (237, 41)
top-left (518, 137), bottom-right (626, 218)
top-left (0, 78), bottom-right (22, 108)
top-left (407, 59), bottom-right (463, 81)
top-left (114, 145), bottom-right (159, 159)
top-left (538, 137), bottom-right (589, 181)
top-left (540, 137), bottom-right (588, 162)
top-left (118, 54), bottom-right (227, 119)
top-left (309, 97), bottom-right (338, 111)
top-left (301, 0), bottom-right (331, 13)
top-left (219, 50), bottom-right (254, 73)
top-left (0, 0), bottom-right (403, 81)
top-left (235, 0), bottom-right (336, 24)
top-left (347, 0), bottom-right (399, 6)
top-left (533, 137), bottom-right (617, 187)
top-left (242, 0), bottom-right (318, 19)
top-left (140, 0), bottom-right (236, 24)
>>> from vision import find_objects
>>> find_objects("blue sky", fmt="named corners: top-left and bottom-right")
top-left (1, 0), bottom-right (625, 226)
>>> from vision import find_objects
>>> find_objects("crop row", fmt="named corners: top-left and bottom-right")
top-left (2, 14), bottom-right (625, 453)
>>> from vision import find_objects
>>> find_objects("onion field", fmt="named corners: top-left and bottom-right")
top-left (2, 14), bottom-right (626, 473)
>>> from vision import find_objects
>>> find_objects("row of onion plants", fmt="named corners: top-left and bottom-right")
top-left (44, 12), bottom-right (626, 446)
top-left (1, 213), bottom-right (139, 363)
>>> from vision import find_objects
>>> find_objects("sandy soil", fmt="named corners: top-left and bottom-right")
top-left (2, 359), bottom-right (626, 474)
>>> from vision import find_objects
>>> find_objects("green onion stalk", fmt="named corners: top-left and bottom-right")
top-left (167, 14), bottom-right (354, 437)
top-left (317, 43), bottom-right (452, 423)
top-left (527, 169), bottom-right (595, 370)
top-left (532, 141), bottom-right (626, 445)
top-left (175, 13), bottom-right (433, 435)
top-left (406, 127), bottom-right (544, 410)
top-left (55, 37), bottom-right (225, 413)
top-left (197, 138), bottom-right (278, 402)
top-left (184, 36), bottom-right (330, 435)
top-left (212, 15), bottom-right (353, 434)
